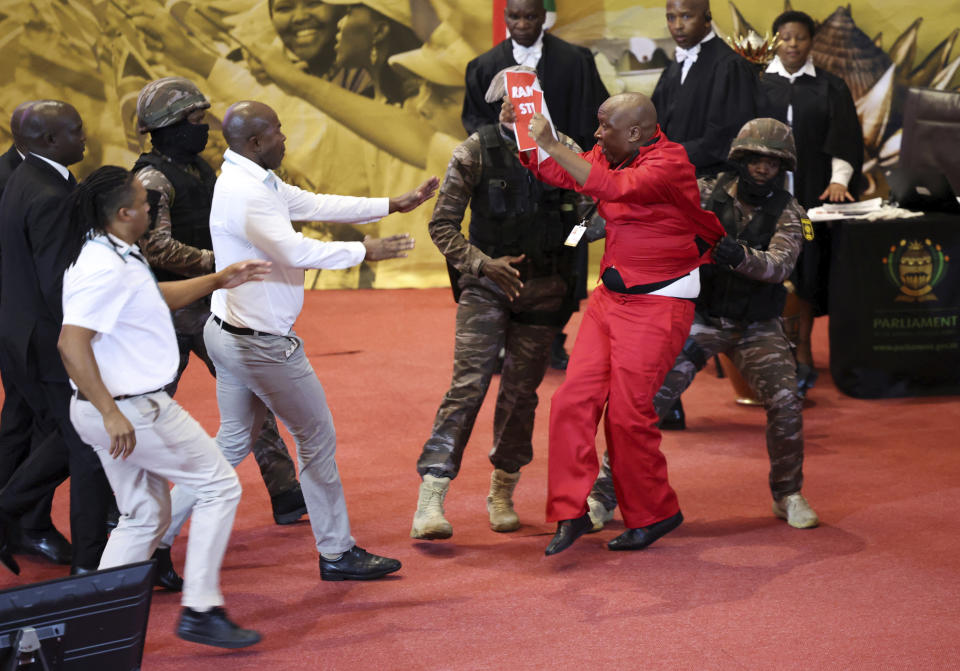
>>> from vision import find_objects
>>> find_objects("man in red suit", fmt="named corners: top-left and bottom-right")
top-left (502, 92), bottom-right (725, 554)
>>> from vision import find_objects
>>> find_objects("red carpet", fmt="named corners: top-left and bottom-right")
top-left (2, 288), bottom-right (959, 670)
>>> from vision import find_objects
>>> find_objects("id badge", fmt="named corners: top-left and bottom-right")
top-left (564, 224), bottom-right (587, 247)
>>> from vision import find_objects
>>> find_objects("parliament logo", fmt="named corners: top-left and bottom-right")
top-left (883, 238), bottom-right (949, 302)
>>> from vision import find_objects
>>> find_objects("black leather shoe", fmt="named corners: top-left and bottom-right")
top-left (319, 545), bottom-right (401, 581)
top-left (659, 399), bottom-right (686, 431)
top-left (550, 333), bottom-right (570, 371)
top-left (271, 486), bottom-right (308, 525)
top-left (544, 513), bottom-right (592, 556)
top-left (70, 565), bottom-right (98, 576)
top-left (176, 607), bottom-right (261, 649)
top-left (607, 511), bottom-right (683, 551)
top-left (0, 513), bottom-right (20, 575)
top-left (16, 527), bottom-right (72, 565)
top-left (152, 546), bottom-right (183, 591)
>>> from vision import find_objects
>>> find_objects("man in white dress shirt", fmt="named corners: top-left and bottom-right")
top-left (203, 101), bottom-right (437, 580)
top-left (58, 166), bottom-right (270, 648)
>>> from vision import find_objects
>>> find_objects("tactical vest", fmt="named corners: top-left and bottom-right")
top-left (132, 151), bottom-right (216, 282)
top-left (699, 172), bottom-right (792, 321)
top-left (468, 126), bottom-right (579, 279)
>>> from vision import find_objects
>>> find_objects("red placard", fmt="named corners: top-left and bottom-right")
top-left (505, 70), bottom-right (541, 151)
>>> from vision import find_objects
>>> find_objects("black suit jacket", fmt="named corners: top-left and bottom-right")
top-left (0, 144), bottom-right (23, 197)
top-left (651, 37), bottom-right (758, 177)
top-left (462, 33), bottom-right (609, 151)
top-left (0, 144), bottom-right (25, 297)
top-left (0, 154), bottom-right (75, 383)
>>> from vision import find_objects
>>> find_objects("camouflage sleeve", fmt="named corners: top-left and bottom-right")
top-left (427, 134), bottom-right (490, 276)
top-left (735, 197), bottom-right (806, 283)
top-left (136, 167), bottom-right (215, 277)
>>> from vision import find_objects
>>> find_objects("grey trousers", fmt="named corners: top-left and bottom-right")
top-left (200, 317), bottom-right (354, 554)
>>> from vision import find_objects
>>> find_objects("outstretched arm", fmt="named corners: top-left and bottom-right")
top-left (389, 177), bottom-right (439, 213)
top-left (249, 43), bottom-right (437, 169)
top-left (159, 260), bottom-right (271, 311)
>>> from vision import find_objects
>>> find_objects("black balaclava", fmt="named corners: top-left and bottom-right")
top-left (150, 117), bottom-right (209, 163)
top-left (734, 153), bottom-right (789, 206)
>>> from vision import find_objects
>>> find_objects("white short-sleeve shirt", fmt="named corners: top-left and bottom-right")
top-left (62, 234), bottom-right (179, 396)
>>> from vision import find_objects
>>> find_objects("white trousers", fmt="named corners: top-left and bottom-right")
top-left (70, 392), bottom-right (241, 610)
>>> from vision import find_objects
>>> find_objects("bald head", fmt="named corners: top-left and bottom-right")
top-left (223, 101), bottom-right (286, 170)
top-left (19, 100), bottom-right (86, 166)
top-left (604, 92), bottom-right (657, 135)
top-left (594, 93), bottom-right (659, 165)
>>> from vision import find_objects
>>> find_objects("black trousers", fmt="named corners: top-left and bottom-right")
top-left (0, 354), bottom-right (56, 530)
top-left (0, 370), bottom-right (113, 569)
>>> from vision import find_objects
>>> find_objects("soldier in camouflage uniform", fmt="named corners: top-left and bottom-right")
top-left (411, 81), bottom-right (586, 539)
top-left (133, 78), bottom-right (307, 589)
top-left (588, 118), bottom-right (819, 530)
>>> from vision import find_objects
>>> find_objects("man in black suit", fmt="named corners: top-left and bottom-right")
top-left (461, 0), bottom-right (608, 369)
top-left (0, 101), bottom-right (73, 567)
top-left (651, 0), bottom-right (758, 178)
top-left (0, 100), bottom-right (114, 575)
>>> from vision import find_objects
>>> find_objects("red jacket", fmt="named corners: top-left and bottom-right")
top-left (521, 127), bottom-right (725, 287)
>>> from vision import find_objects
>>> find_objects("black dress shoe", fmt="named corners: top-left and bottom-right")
top-left (544, 513), bottom-right (592, 556)
top-left (152, 546), bottom-right (184, 591)
top-left (607, 511), bottom-right (684, 551)
top-left (550, 333), bottom-right (570, 371)
top-left (16, 527), bottom-right (72, 565)
top-left (658, 399), bottom-right (686, 431)
top-left (271, 486), bottom-right (308, 525)
top-left (319, 545), bottom-right (401, 581)
top-left (176, 607), bottom-right (261, 649)
top-left (0, 513), bottom-right (20, 575)
top-left (70, 565), bottom-right (98, 576)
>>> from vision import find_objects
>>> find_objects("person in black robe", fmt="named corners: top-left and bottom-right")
top-left (760, 10), bottom-right (864, 394)
top-left (652, 0), bottom-right (758, 178)
top-left (462, 0), bottom-right (608, 155)
top-left (461, 0), bottom-right (609, 369)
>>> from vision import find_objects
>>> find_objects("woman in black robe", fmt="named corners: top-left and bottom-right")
top-left (760, 10), bottom-right (864, 394)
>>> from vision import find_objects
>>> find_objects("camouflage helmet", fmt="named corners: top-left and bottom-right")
top-left (728, 118), bottom-right (797, 172)
top-left (136, 77), bottom-right (210, 134)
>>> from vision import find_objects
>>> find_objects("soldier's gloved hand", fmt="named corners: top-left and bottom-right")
top-left (713, 235), bottom-right (746, 267)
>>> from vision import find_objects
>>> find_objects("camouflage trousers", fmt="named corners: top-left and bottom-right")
top-left (165, 304), bottom-right (300, 500)
top-left (416, 273), bottom-right (567, 479)
top-left (590, 312), bottom-right (804, 509)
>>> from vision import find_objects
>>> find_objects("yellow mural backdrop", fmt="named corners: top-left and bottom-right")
top-left (1, 1), bottom-right (957, 289)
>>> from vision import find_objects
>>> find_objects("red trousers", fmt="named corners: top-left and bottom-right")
top-left (546, 286), bottom-right (694, 528)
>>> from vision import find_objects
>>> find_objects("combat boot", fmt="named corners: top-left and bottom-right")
top-left (587, 495), bottom-right (614, 532)
top-left (486, 469), bottom-right (521, 532)
top-left (772, 492), bottom-right (819, 529)
top-left (410, 474), bottom-right (453, 539)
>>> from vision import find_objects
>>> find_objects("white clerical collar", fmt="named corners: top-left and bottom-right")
top-left (30, 152), bottom-right (70, 180)
top-left (512, 31), bottom-right (544, 68)
top-left (766, 55), bottom-right (816, 82)
top-left (675, 29), bottom-right (716, 59)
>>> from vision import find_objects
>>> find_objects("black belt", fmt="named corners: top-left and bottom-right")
top-left (212, 315), bottom-right (273, 337)
top-left (75, 388), bottom-right (163, 402)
